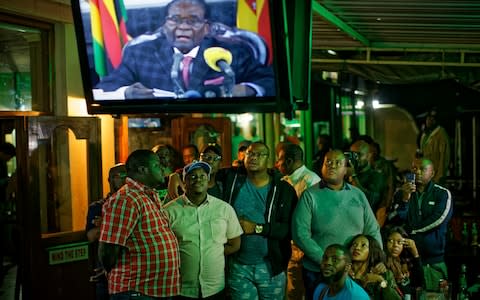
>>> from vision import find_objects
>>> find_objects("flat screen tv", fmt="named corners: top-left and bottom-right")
top-left (71, 0), bottom-right (293, 115)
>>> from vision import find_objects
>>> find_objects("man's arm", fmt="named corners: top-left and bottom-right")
top-left (86, 224), bottom-right (101, 243)
top-left (260, 182), bottom-right (298, 240)
top-left (386, 190), bottom-right (410, 225)
top-left (95, 43), bottom-right (143, 92)
top-left (225, 41), bottom-right (275, 96)
top-left (167, 171), bottom-right (185, 200)
top-left (410, 187), bottom-right (452, 233)
top-left (98, 193), bottom-right (138, 271)
top-left (98, 242), bottom-right (123, 272)
top-left (124, 82), bottom-right (154, 99)
top-left (85, 203), bottom-right (102, 243)
top-left (224, 236), bottom-right (241, 255)
top-left (224, 203), bottom-right (243, 255)
top-left (361, 193), bottom-right (383, 248)
top-left (292, 190), bottom-right (325, 263)
top-left (239, 182), bottom-right (297, 240)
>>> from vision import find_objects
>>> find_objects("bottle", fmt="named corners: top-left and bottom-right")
top-left (471, 223), bottom-right (478, 246)
top-left (457, 264), bottom-right (469, 300)
top-left (467, 275), bottom-right (480, 298)
top-left (461, 222), bottom-right (469, 246)
top-left (439, 279), bottom-right (449, 299)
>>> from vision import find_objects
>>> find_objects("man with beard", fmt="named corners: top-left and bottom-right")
top-left (312, 244), bottom-right (369, 299)
top-left (292, 149), bottom-right (381, 299)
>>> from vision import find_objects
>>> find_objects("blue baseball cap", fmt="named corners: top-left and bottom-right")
top-left (183, 161), bottom-right (211, 181)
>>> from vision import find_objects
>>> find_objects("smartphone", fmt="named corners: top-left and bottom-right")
top-left (405, 172), bottom-right (416, 183)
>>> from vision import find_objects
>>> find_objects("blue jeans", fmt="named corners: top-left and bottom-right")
top-left (110, 291), bottom-right (173, 300)
top-left (228, 260), bottom-right (286, 300)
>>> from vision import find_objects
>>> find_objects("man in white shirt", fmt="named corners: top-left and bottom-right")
top-left (165, 161), bottom-right (243, 299)
top-left (276, 142), bottom-right (321, 198)
top-left (275, 142), bottom-right (321, 300)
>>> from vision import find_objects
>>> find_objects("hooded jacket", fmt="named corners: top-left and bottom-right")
top-left (216, 167), bottom-right (298, 275)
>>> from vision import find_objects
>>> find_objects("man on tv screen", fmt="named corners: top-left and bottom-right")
top-left (95, 0), bottom-right (275, 100)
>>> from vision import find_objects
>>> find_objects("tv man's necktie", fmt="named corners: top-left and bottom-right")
top-left (182, 56), bottom-right (193, 88)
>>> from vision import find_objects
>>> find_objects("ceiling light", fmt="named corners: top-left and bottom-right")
top-left (355, 101), bottom-right (364, 109)
top-left (327, 50), bottom-right (337, 56)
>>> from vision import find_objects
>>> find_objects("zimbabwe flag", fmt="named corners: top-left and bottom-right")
top-left (90, 0), bottom-right (129, 78)
top-left (236, 0), bottom-right (273, 65)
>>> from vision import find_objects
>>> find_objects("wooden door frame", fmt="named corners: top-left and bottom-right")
top-left (14, 116), bottom-right (102, 299)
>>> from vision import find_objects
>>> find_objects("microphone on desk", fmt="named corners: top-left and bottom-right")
top-left (204, 47), bottom-right (235, 78)
top-left (171, 52), bottom-right (185, 96)
top-left (204, 47), bottom-right (235, 97)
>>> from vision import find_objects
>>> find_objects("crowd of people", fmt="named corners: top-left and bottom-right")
top-left (81, 0), bottom-right (456, 297)
top-left (84, 116), bottom-right (454, 300)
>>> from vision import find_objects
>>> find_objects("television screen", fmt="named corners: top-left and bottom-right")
top-left (71, 0), bottom-right (292, 114)
top-left (128, 117), bottom-right (161, 128)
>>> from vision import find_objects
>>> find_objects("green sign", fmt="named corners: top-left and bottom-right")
top-left (47, 242), bottom-right (89, 265)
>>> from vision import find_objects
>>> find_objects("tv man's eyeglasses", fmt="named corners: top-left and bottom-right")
top-left (165, 15), bottom-right (207, 27)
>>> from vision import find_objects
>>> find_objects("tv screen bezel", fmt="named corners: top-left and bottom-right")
top-left (71, 0), bottom-right (293, 115)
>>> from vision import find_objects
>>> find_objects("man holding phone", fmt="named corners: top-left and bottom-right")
top-left (391, 158), bottom-right (453, 291)
top-left (386, 171), bottom-right (416, 226)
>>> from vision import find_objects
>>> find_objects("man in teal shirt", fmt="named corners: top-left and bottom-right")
top-left (292, 149), bottom-right (381, 299)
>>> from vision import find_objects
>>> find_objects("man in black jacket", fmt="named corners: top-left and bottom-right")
top-left (222, 142), bottom-right (298, 299)
top-left (398, 157), bottom-right (453, 290)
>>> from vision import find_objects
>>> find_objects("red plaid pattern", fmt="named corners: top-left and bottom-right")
top-left (100, 178), bottom-right (180, 297)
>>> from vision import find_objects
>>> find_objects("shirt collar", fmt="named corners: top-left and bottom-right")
top-left (125, 177), bottom-right (161, 201)
top-left (287, 165), bottom-right (308, 183)
top-left (126, 177), bottom-right (151, 191)
top-left (180, 194), bottom-right (211, 206)
top-left (174, 46), bottom-right (200, 58)
top-left (318, 180), bottom-right (351, 190)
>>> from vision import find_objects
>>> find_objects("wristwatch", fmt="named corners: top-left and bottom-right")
top-left (255, 224), bottom-right (263, 234)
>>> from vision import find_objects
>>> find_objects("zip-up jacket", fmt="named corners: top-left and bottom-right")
top-left (216, 166), bottom-right (298, 275)
top-left (406, 181), bottom-right (453, 265)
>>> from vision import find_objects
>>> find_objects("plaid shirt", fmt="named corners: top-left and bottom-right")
top-left (100, 177), bottom-right (180, 297)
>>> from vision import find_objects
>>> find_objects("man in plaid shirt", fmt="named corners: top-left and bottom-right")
top-left (99, 149), bottom-right (180, 299)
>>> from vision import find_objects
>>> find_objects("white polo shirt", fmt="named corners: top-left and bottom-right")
top-left (165, 194), bottom-right (243, 298)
